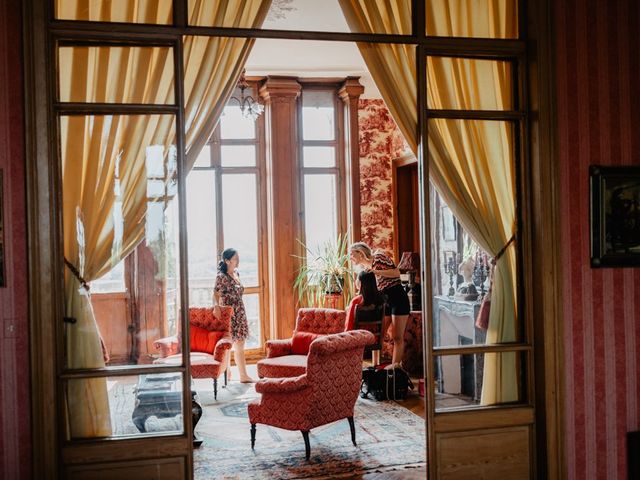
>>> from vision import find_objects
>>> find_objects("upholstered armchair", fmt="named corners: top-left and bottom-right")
top-left (256, 308), bottom-right (346, 379)
top-left (248, 330), bottom-right (375, 459)
top-left (153, 306), bottom-right (233, 399)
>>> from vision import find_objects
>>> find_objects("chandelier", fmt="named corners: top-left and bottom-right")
top-left (229, 70), bottom-right (264, 121)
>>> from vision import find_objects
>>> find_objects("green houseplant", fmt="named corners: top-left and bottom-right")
top-left (293, 232), bottom-right (355, 308)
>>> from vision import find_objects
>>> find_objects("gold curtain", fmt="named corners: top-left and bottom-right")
top-left (338, 0), bottom-right (519, 404)
top-left (338, 0), bottom-right (417, 153)
top-left (59, 0), bottom-right (272, 438)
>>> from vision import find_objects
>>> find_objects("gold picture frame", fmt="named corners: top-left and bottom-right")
top-left (590, 165), bottom-right (640, 267)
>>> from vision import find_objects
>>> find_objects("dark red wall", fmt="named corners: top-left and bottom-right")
top-left (556, 0), bottom-right (640, 478)
top-left (0, 0), bottom-right (30, 479)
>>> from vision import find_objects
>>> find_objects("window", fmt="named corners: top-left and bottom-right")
top-left (187, 95), bottom-right (266, 349)
top-left (300, 89), bottom-right (343, 259)
top-left (90, 258), bottom-right (126, 294)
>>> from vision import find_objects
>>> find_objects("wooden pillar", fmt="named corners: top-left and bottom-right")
top-left (339, 77), bottom-right (365, 244)
top-left (259, 77), bottom-right (302, 339)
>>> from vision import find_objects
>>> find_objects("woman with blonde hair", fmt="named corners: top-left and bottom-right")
top-left (349, 241), bottom-right (410, 368)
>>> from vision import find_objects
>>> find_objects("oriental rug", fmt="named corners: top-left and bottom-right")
top-left (192, 381), bottom-right (426, 480)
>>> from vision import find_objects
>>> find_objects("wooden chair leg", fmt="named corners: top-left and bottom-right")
top-left (251, 423), bottom-right (256, 449)
top-left (213, 378), bottom-right (218, 400)
top-left (224, 370), bottom-right (228, 386)
top-left (301, 430), bottom-right (311, 460)
top-left (348, 416), bottom-right (357, 446)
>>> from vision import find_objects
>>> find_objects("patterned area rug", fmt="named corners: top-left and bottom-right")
top-left (193, 381), bottom-right (426, 480)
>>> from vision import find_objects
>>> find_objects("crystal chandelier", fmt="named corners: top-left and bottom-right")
top-left (229, 69), bottom-right (264, 121)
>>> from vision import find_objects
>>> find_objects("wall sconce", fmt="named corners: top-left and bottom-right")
top-left (398, 251), bottom-right (421, 311)
top-left (229, 69), bottom-right (264, 121)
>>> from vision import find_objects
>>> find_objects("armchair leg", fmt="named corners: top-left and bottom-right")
top-left (301, 430), bottom-right (311, 460)
top-left (348, 416), bottom-right (357, 446)
top-left (213, 378), bottom-right (218, 400)
top-left (224, 370), bottom-right (228, 386)
top-left (251, 424), bottom-right (256, 449)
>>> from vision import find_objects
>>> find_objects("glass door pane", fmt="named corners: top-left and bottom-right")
top-left (60, 114), bottom-right (182, 369)
top-left (426, 0), bottom-right (518, 38)
top-left (55, 0), bottom-right (173, 23)
top-left (65, 373), bottom-right (186, 439)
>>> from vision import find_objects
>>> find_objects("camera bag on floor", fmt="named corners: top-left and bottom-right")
top-left (360, 366), bottom-right (414, 401)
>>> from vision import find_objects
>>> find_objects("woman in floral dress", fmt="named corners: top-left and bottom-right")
top-left (213, 248), bottom-right (255, 383)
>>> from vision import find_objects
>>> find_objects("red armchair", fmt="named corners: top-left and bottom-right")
top-left (256, 308), bottom-right (346, 379)
top-left (153, 307), bottom-right (233, 399)
top-left (248, 330), bottom-right (375, 459)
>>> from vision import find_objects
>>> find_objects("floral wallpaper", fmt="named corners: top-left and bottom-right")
top-left (358, 99), bottom-right (408, 256)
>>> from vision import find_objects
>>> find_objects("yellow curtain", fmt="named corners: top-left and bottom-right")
top-left (338, 0), bottom-right (519, 404)
top-left (338, 0), bottom-right (417, 153)
top-left (59, 0), bottom-right (272, 438)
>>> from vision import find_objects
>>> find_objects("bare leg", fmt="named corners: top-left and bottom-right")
top-left (234, 340), bottom-right (255, 382)
top-left (390, 314), bottom-right (408, 366)
top-left (226, 349), bottom-right (232, 381)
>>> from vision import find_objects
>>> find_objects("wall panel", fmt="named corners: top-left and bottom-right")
top-left (358, 99), bottom-right (407, 256)
top-left (556, 0), bottom-right (640, 478)
top-left (0, 0), bottom-right (30, 478)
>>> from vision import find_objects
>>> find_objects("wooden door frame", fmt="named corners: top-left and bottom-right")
top-left (391, 152), bottom-right (418, 262)
top-left (526, 0), bottom-right (565, 477)
top-left (23, 0), bottom-right (563, 478)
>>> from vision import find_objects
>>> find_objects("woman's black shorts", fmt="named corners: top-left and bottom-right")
top-left (382, 283), bottom-right (410, 316)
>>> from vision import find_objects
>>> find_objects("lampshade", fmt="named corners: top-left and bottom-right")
top-left (398, 252), bottom-right (420, 272)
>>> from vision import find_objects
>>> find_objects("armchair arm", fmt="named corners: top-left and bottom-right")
top-left (255, 375), bottom-right (309, 394)
top-left (154, 335), bottom-right (180, 358)
top-left (212, 338), bottom-right (233, 363)
top-left (265, 339), bottom-right (293, 358)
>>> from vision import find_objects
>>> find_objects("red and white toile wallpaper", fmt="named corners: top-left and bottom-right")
top-left (358, 99), bottom-right (408, 256)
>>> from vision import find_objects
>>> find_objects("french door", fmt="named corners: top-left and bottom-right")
top-left (25, 1), bottom-right (561, 479)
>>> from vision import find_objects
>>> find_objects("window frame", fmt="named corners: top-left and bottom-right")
top-left (192, 93), bottom-right (270, 351)
top-left (298, 83), bottom-right (348, 263)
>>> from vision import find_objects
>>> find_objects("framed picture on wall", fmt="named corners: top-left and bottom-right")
top-left (0, 168), bottom-right (4, 286)
top-left (590, 165), bottom-right (640, 267)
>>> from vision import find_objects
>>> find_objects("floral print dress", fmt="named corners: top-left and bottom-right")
top-left (214, 272), bottom-right (248, 341)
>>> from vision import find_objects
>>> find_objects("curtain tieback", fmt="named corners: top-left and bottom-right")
top-left (491, 234), bottom-right (516, 265)
top-left (64, 257), bottom-right (90, 292)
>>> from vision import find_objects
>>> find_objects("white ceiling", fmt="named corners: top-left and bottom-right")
top-left (244, 0), bottom-right (381, 99)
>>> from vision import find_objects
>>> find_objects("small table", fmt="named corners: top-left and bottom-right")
top-left (131, 373), bottom-right (203, 447)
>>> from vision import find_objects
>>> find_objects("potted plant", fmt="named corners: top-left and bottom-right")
top-left (293, 232), bottom-right (355, 308)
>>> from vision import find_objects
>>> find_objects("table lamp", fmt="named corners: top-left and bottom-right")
top-left (398, 252), bottom-right (421, 311)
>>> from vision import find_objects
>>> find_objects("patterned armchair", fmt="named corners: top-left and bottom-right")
top-left (153, 307), bottom-right (234, 399)
top-left (248, 330), bottom-right (375, 459)
top-left (256, 308), bottom-right (346, 379)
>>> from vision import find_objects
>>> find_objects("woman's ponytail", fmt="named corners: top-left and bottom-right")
top-left (217, 259), bottom-right (227, 274)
